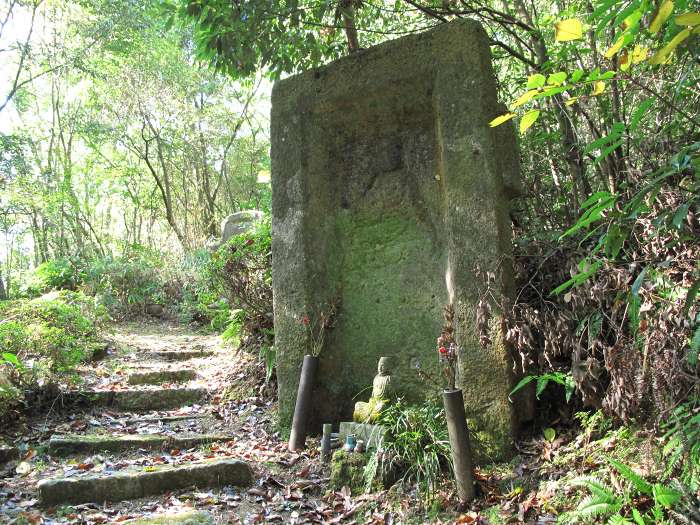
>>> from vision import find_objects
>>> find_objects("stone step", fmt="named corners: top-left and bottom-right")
top-left (146, 350), bottom-right (213, 361)
top-left (127, 369), bottom-right (197, 385)
top-left (65, 387), bottom-right (208, 411)
top-left (123, 413), bottom-right (206, 425)
top-left (48, 433), bottom-right (233, 455)
top-left (127, 511), bottom-right (214, 524)
top-left (38, 458), bottom-right (252, 506)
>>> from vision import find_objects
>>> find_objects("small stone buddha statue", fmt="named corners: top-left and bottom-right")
top-left (353, 356), bottom-right (395, 423)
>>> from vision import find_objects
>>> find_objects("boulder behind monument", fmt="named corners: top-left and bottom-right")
top-left (221, 211), bottom-right (265, 243)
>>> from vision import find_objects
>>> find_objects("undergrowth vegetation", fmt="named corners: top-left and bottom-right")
top-left (0, 290), bottom-right (108, 423)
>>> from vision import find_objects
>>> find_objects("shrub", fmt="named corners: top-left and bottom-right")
top-left (369, 399), bottom-right (452, 503)
top-left (0, 290), bottom-right (108, 393)
top-left (208, 218), bottom-right (273, 349)
top-left (80, 253), bottom-right (165, 316)
top-left (24, 258), bottom-right (81, 296)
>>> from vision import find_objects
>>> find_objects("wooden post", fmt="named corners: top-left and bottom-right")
top-left (443, 388), bottom-right (475, 502)
top-left (288, 355), bottom-right (319, 451)
top-left (321, 423), bottom-right (332, 461)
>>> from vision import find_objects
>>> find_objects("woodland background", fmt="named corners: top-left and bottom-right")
top-left (1, 1), bottom-right (699, 522)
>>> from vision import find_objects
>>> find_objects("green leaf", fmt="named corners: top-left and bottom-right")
top-left (684, 280), bottom-right (700, 316)
top-left (629, 98), bottom-right (655, 132)
top-left (509, 375), bottom-right (536, 400)
top-left (535, 375), bottom-right (556, 398)
top-left (527, 74), bottom-right (546, 88)
top-left (689, 325), bottom-right (700, 367)
top-left (1, 352), bottom-right (22, 367)
top-left (631, 508), bottom-right (645, 525)
top-left (652, 483), bottom-right (681, 508)
top-left (672, 202), bottom-right (689, 229)
top-left (571, 69), bottom-right (585, 82)
top-left (631, 267), bottom-right (648, 296)
top-left (582, 191), bottom-right (615, 209)
top-left (604, 224), bottom-right (627, 258)
top-left (547, 72), bottom-right (568, 85)
top-left (543, 427), bottom-right (556, 441)
top-left (609, 459), bottom-right (653, 495)
top-left (593, 140), bottom-right (624, 166)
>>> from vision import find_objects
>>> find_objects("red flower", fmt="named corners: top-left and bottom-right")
top-left (301, 315), bottom-right (310, 326)
top-left (438, 346), bottom-right (448, 355)
top-left (246, 239), bottom-right (255, 245)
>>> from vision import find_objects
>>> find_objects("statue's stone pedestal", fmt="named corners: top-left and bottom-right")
top-left (338, 422), bottom-right (387, 449)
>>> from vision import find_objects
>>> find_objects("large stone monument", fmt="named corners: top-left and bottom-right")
top-left (271, 19), bottom-right (521, 460)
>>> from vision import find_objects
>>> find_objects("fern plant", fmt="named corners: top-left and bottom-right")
top-left (561, 459), bottom-right (681, 524)
top-left (662, 398), bottom-right (700, 492)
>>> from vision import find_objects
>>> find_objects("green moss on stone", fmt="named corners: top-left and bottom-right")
top-left (329, 450), bottom-right (371, 495)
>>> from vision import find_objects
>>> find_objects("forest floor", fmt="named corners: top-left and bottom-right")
top-left (0, 321), bottom-right (662, 524)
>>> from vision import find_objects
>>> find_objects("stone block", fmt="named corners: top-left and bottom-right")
top-left (147, 350), bottom-right (212, 361)
top-left (48, 433), bottom-right (232, 455)
top-left (127, 369), bottom-right (197, 385)
top-left (271, 19), bottom-right (519, 460)
top-left (63, 387), bottom-right (207, 411)
top-left (38, 458), bottom-right (252, 506)
top-left (338, 422), bottom-right (386, 449)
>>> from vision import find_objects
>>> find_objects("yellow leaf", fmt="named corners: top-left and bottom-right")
top-left (592, 81), bottom-right (606, 96)
top-left (632, 45), bottom-right (649, 64)
top-left (555, 18), bottom-right (583, 41)
top-left (619, 50), bottom-right (630, 71)
top-left (565, 97), bottom-right (579, 106)
top-left (648, 28), bottom-right (690, 64)
top-left (649, 0), bottom-right (674, 34)
top-left (519, 110), bottom-right (540, 135)
top-left (489, 113), bottom-right (516, 127)
top-left (510, 90), bottom-right (539, 110)
top-left (604, 35), bottom-right (626, 58)
top-left (675, 12), bottom-right (700, 26)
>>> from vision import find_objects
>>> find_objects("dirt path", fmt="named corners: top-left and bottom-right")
top-left (0, 321), bottom-right (340, 524)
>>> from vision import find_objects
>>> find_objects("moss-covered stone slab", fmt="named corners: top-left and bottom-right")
top-left (127, 369), bottom-right (197, 385)
top-left (338, 422), bottom-right (386, 449)
top-left (48, 433), bottom-right (232, 455)
top-left (64, 387), bottom-right (208, 411)
top-left (329, 450), bottom-right (371, 495)
top-left (38, 458), bottom-right (253, 506)
top-left (147, 350), bottom-right (212, 361)
top-left (126, 511), bottom-right (214, 524)
top-left (271, 18), bottom-right (521, 460)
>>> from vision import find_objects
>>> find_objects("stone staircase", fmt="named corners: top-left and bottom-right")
top-left (3, 329), bottom-right (255, 523)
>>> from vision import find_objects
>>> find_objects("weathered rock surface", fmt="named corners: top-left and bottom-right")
top-left (38, 458), bottom-right (253, 506)
top-left (221, 210), bottom-right (264, 243)
top-left (128, 369), bottom-right (197, 385)
top-left (0, 443), bottom-right (18, 464)
top-left (271, 18), bottom-right (520, 459)
top-left (63, 387), bottom-right (207, 411)
top-left (126, 511), bottom-right (214, 524)
top-left (48, 433), bottom-right (232, 455)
